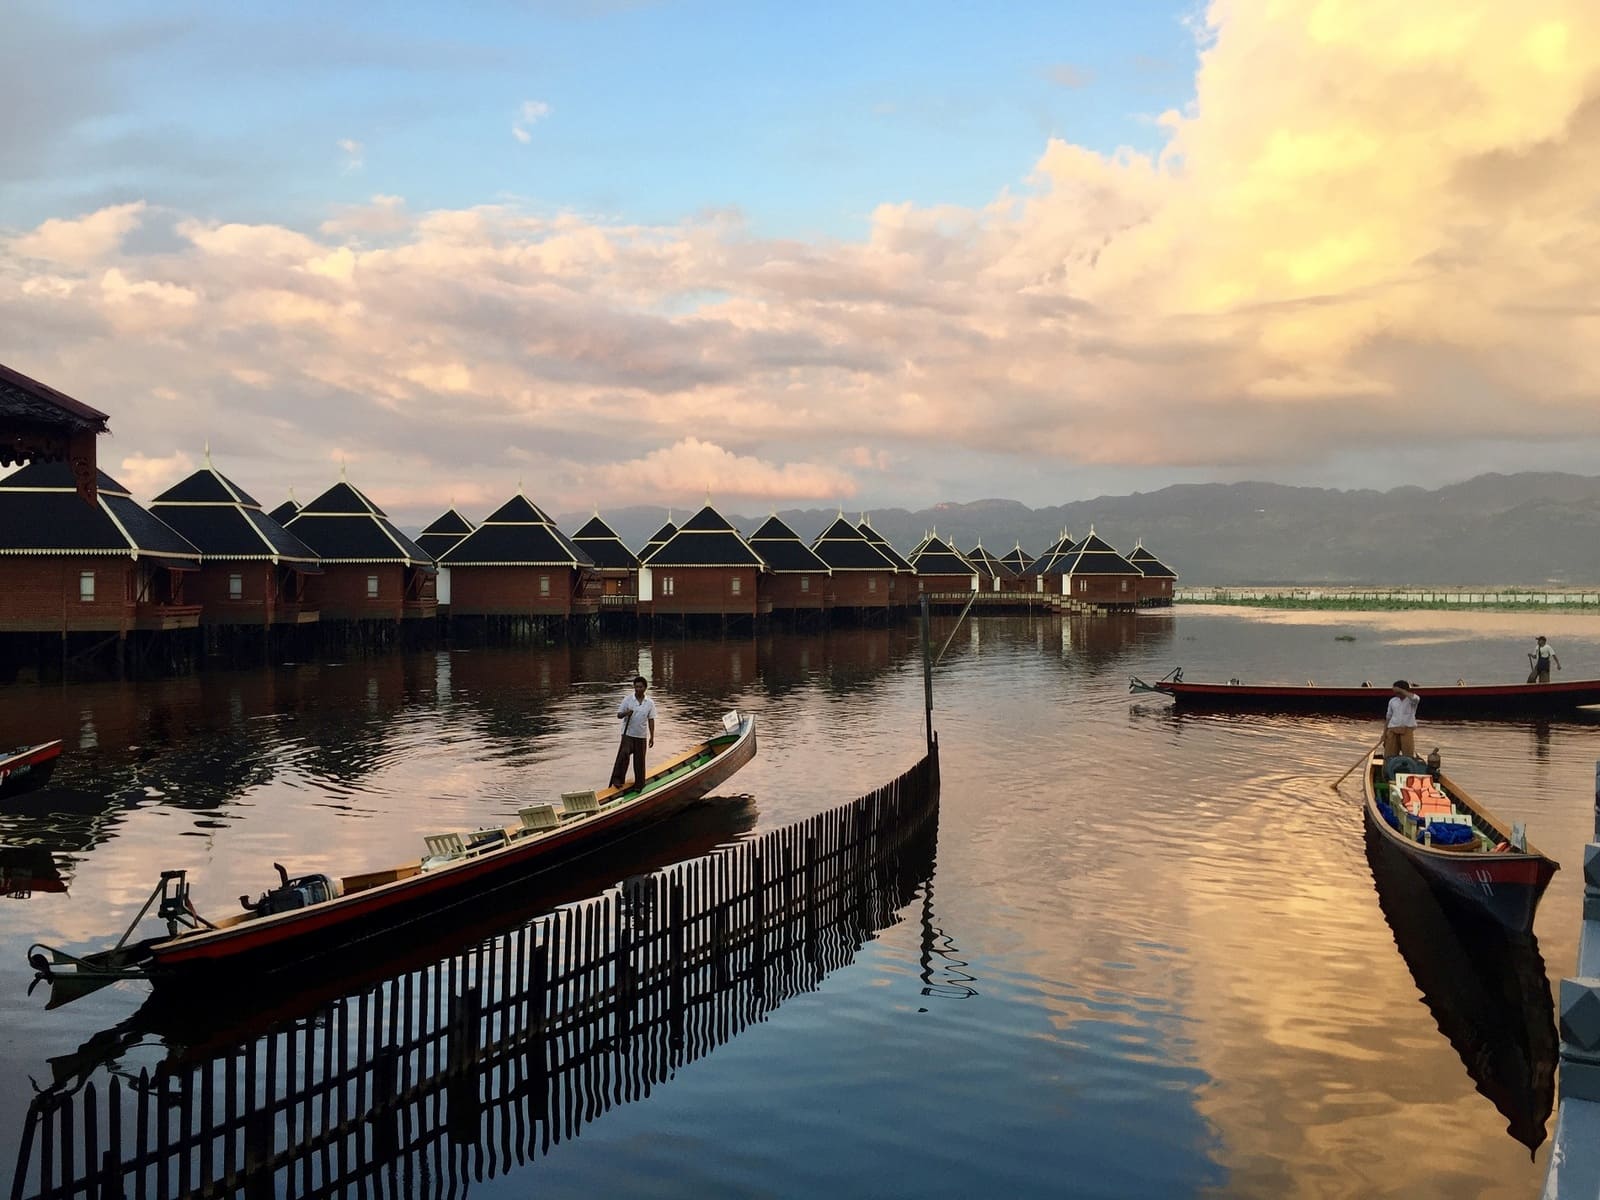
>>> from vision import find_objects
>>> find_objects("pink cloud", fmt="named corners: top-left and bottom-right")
top-left (587, 438), bottom-right (857, 506)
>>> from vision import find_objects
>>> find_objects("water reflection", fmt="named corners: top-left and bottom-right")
top-left (1366, 824), bottom-right (1557, 1151)
top-left (10, 753), bottom-right (939, 1200)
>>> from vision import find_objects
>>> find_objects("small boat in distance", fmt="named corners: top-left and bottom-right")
top-left (1131, 671), bottom-right (1600, 716)
top-left (0, 740), bottom-right (63, 798)
top-left (1359, 748), bottom-right (1556, 932)
top-left (29, 712), bottom-right (756, 996)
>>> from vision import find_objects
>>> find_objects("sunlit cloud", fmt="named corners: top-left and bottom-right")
top-left (3, 3), bottom-right (1600, 522)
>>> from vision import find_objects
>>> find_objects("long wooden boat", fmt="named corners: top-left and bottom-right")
top-left (29, 712), bottom-right (755, 990)
top-left (1359, 747), bottom-right (1556, 931)
top-left (0, 740), bottom-right (62, 798)
top-left (1131, 672), bottom-right (1600, 715)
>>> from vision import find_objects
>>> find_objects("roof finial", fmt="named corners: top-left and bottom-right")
top-left (667, 507), bottom-right (674, 524)
top-left (288, 486), bottom-right (296, 503)
top-left (339, 459), bottom-right (348, 481)
top-left (705, 484), bottom-right (711, 505)
top-left (203, 440), bottom-right (212, 467)
top-left (517, 478), bottom-right (524, 496)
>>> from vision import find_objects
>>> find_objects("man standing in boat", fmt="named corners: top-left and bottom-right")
top-left (610, 675), bottom-right (656, 791)
top-left (1383, 679), bottom-right (1420, 759)
top-left (1527, 635), bottom-right (1561, 683)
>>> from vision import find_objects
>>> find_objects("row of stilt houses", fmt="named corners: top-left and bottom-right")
top-left (0, 361), bottom-right (1177, 677)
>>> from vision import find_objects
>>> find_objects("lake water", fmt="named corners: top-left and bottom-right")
top-left (2, 607), bottom-right (1598, 1198)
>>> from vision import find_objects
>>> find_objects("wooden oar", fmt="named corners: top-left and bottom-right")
top-left (1332, 737), bottom-right (1384, 791)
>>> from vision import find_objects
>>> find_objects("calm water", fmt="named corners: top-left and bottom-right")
top-left (2, 607), bottom-right (1598, 1198)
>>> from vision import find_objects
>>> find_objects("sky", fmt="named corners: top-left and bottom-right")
top-left (4, 1), bottom-right (1600, 525)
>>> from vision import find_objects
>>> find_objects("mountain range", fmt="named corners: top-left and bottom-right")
top-left (541, 472), bottom-right (1600, 586)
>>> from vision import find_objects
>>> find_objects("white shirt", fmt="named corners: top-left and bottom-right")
top-left (1537, 643), bottom-right (1554, 662)
top-left (1386, 694), bottom-right (1419, 729)
top-left (618, 694), bottom-right (656, 739)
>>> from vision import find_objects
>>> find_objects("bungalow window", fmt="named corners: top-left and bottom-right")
top-left (367, 574), bottom-right (379, 599)
top-left (868, 576), bottom-right (877, 592)
top-left (730, 575), bottom-right (742, 595)
top-left (917, 578), bottom-right (925, 593)
top-left (78, 571), bottom-right (95, 602)
top-left (229, 573), bottom-right (243, 600)
top-left (539, 575), bottom-right (550, 597)
top-left (662, 576), bottom-right (675, 596)
top-left (800, 575), bottom-right (810, 593)
top-left (1120, 579), bottom-right (1129, 592)
top-left (1079, 579), bottom-right (1088, 593)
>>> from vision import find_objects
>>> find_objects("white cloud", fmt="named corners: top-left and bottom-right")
top-left (512, 99), bottom-right (552, 144)
top-left (588, 438), bottom-right (857, 505)
top-left (10, 202), bottom-right (146, 266)
top-left (337, 138), bottom-right (364, 172)
top-left (117, 450), bottom-right (193, 500)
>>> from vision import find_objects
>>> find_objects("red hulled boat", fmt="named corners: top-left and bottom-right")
top-left (1132, 672), bottom-right (1600, 716)
top-left (0, 740), bottom-right (62, 798)
top-left (1359, 748), bottom-right (1556, 931)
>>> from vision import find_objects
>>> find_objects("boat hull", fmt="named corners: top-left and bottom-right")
top-left (145, 717), bottom-right (757, 983)
top-left (0, 740), bottom-right (62, 798)
top-left (1146, 678), bottom-right (1600, 716)
top-left (1361, 754), bottom-right (1556, 932)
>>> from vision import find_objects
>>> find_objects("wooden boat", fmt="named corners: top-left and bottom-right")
top-left (1131, 671), bottom-right (1600, 715)
top-left (1359, 747), bottom-right (1556, 931)
top-left (29, 712), bottom-right (755, 989)
top-left (0, 740), bottom-right (62, 798)
top-left (1366, 822), bottom-right (1555, 1150)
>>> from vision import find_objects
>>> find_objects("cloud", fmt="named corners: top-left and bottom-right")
top-left (5, 4), bottom-right (1600, 522)
top-left (587, 438), bottom-right (857, 505)
top-left (337, 138), bottom-right (364, 172)
top-left (1044, 62), bottom-right (1093, 89)
top-left (512, 99), bottom-right (551, 143)
top-left (10, 201), bottom-right (146, 265)
top-left (116, 450), bottom-right (193, 499)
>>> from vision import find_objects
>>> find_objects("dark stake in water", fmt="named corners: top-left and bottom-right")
top-left (1, 610), bottom-right (1595, 1198)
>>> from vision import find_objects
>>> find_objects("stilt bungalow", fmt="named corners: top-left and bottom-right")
top-left (0, 363), bottom-right (108, 503)
top-left (1025, 530), bottom-right (1078, 595)
top-left (440, 492), bottom-right (598, 621)
top-left (149, 456), bottom-right (321, 629)
top-left (907, 532), bottom-right (978, 598)
top-left (571, 513), bottom-right (639, 600)
top-left (639, 504), bottom-right (765, 622)
top-left (965, 543), bottom-right (1009, 593)
top-left (284, 478), bottom-right (437, 623)
top-left (748, 515), bottom-right (829, 613)
top-left (267, 492), bottom-right (301, 525)
top-left (1128, 540), bottom-right (1178, 606)
top-left (1058, 529), bottom-right (1145, 608)
top-left (857, 515), bottom-right (914, 608)
top-left (811, 515), bottom-right (896, 612)
top-left (0, 463), bottom-right (202, 673)
top-left (999, 543), bottom-right (1035, 591)
top-left (417, 508), bottom-right (475, 607)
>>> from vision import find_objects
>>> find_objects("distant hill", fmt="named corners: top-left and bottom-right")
top-left (543, 471), bottom-right (1600, 586)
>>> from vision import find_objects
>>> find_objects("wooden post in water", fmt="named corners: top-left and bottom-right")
top-left (920, 596), bottom-right (934, 753)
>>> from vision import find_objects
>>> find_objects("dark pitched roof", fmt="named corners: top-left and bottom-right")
top-left (416, 508), bottom-right (475, 558)
top-left (858, 518), bottom-right (914, 572)
top-left (150, 464), bottom-right (319, 563)
top-left (1128, 542), bottom-right (1179, 580)
top-left (965, 544), bottom-right (1010, 579)
top-left (441, 492), bottom-right (591, 567)
top-left (0, 363), bottom-right (110, 450)
top-left (999, 544), bottom-right (1035, 574)
top-left (748, 515), bottom-right (829, 573)
top-left (572, 513), bottom-right (639, 570)
top-left (908, 533), bottom-right (974, 577)
top-left (1027, 531), bottom-right (1079, 576)
top-left (0, 461), bottom-right (199, 562)
top-left (1060, 530), bottom-right (1142, 576)
top-left (643, 505), bottom-right (763, 568)
top-left (267, 496), bottom-right (301, 524)
top-left (286, 479), bottom-right (433, 566)
top-left (811, 515), bottom-right (895, 571)
top-left (641, 519), bottom-right (677, 557)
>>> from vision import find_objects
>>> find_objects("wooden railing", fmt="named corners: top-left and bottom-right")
top-left (10, 747), bottom-right (941, 1200)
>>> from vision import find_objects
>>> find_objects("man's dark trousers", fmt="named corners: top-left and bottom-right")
top-left (611, 735), bottom-right (646, 789)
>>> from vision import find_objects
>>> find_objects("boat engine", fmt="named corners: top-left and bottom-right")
top-left (241, 863), bottom-right (342, 916)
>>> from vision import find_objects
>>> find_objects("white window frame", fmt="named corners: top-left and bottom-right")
top-left (730, 574), bottom-right (742, 595)
top-left (800, 574), bottom-right (810, 593)
top-left (78, 571), bottom-right (95, 602)
top-left (367, 574), bottom-right (379, 599)
top-left (229, 573), bottom-right (243, 600)
top-left (539, 574), bottom-right (550, 597)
